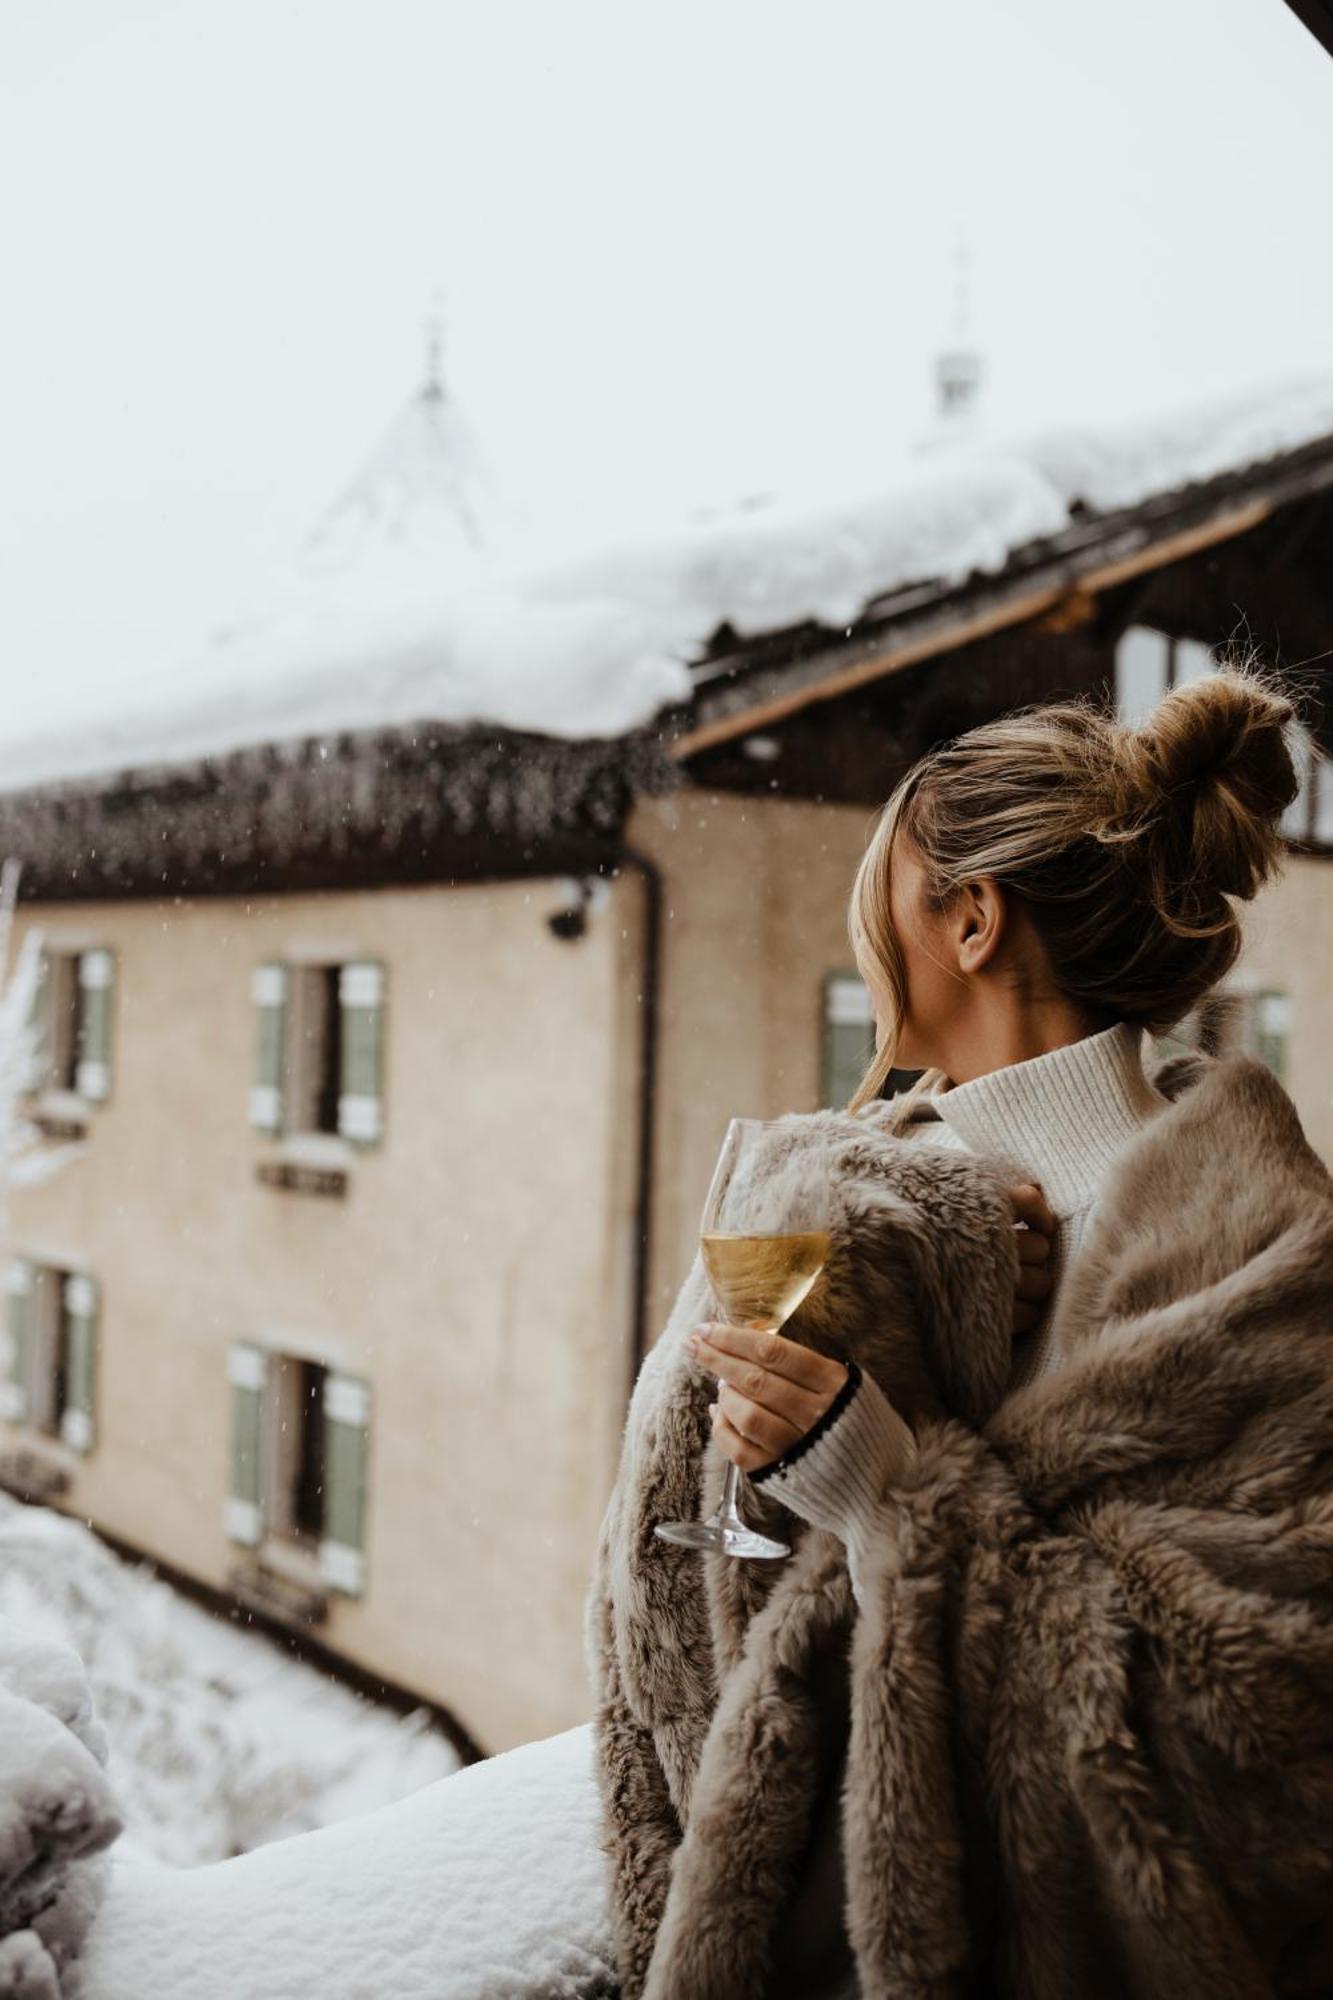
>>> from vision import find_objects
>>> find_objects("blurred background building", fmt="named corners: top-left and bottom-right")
top-left (0, 345), bottom-right (1330, 1755)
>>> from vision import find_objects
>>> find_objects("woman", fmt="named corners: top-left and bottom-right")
top-left (690, 660), bottom-right (1293, 1537)
top-left (590, 659), bottom-right (1333, 1997)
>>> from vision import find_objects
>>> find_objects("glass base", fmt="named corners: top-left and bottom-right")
top-left (654, 1516), bottom-right (791, 1560)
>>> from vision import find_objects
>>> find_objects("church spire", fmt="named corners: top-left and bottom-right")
top-left (423, 291), bottom-right (446, 402)
top-left (934, 228), bottom-right (983, 430)
top-left (297, 293), bottom-right (503, 575)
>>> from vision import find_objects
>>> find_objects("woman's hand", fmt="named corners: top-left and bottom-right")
top-left (685, 1319), bottom-right (847, 1476)
top-left (690, 1179), bottom-right (1059, 1473)
top-left (1010, 1181), bottom-right (1056, 1336)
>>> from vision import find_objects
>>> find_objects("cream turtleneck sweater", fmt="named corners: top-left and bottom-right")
top-left (748, 1019), bottom-right (1171, 1584)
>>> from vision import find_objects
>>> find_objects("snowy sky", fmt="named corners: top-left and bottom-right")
top-left (2, 0), bottom-right (1331, 729)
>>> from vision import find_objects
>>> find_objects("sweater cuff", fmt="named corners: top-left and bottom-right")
top-left (748, 1363), bottom-right (918, 1553)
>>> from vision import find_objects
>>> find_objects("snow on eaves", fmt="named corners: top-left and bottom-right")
top-left (1, 372), bottom-right (1331, 797)
top-left (1024, 374), bottom-right (1333, 515)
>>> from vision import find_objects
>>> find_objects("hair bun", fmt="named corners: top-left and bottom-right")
top-left (1139, 667), bottom-right (1297, 806)
top-left (1098, 660), bottom-right (1301, 931)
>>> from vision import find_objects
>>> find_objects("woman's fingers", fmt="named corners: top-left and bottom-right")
top-left (686, 1321), bottom-right (845, 1435)
top-left (709, 1398), bottom-right (776, 1475)
top-left (695, 1320), bottom-right (835, 1392)
top-left (714, 1381), bottom-right (803, 1457)
top-left (688, 1333), bottom-right (833, 1433)
top-left (1009, 1182), bottom-right (1055, 1339)
top-left (1010, 1181), bottom-right (1056, 1238)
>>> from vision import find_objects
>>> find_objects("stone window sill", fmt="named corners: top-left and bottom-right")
top-left (227, 1546), bottom-right (329, 1628)
top-left (25, 1090), bottom-right (94, 1140)
top-left (254, 1133), bottom-right (352, 1199)
top-left (258, 1534), bottom-right (325, 1590)
top-left (0, 1436), bottom-right (76, 1502)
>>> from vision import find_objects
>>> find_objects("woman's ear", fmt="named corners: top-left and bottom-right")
top-left (956, 876), bottom-right (1006, 973)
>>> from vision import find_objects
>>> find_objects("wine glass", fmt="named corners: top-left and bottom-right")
top-left (655, 1116), bottom-right (832, 1561)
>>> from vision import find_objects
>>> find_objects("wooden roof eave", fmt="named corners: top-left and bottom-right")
top-left (671, 432), bottom-right (1333, 759)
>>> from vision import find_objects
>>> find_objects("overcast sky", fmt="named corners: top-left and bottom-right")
top-left (2, 0), bottom-right (1331, 717)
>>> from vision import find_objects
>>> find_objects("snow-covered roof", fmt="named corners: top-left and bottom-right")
top-left (2, 373), bottom-right (1332, 795)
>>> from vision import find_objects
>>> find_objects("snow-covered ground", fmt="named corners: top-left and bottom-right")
top-left (80, 1720), bottom-right (615, 2000)
top-left (0, 1495), bottom-right (459, 1869)
top-left (1, 371), bottom-right (1330, 794)
top-left (0, 1499), bottom-right (614, 1998)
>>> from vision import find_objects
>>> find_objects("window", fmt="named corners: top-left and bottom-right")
top-left (1114, 627), bottom-right (1171, 725)
top-left (1, 1260), bottom-right (98, 1453)
top-left (286, 967), bottom-right (343, 1137)
top-left (1116, 631), bottom-right (1332, 854)
top-left (1151, 989), bottom-right (1292, 1082)
top-left (1279, 727), bottom-right (1333, 852)
top-left (822, 974), bottom-right (874, 1110)
top-left (249, 959), bottom-right (385, 1145)
top-left (1113, 626), bottom-right (1220, 726)
top-left (1232, 988), bottom-right (1292, 1087)
top-left (821, 972), bottom-right (920, 1108)
top-left (269, 1353), bottom-right (328, 1546)
top-left (26, 948), bottom-right (115, 1105)
top-left (225, 1342), bottom-right (371, 1596)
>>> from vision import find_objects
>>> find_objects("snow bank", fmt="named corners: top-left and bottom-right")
top-left (0, 372), bottom-right (1329, 794)
top-left (79, 1722), bottom-right (614, 2000)
top-left (0, 1498), bottom-right (458, 1869)
top-left (0, 1524), bottom-right (612, 1999)
top-left (0, 1615), bottom-right (121, 1999)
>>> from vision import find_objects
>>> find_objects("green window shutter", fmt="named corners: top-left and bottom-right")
top-left (822, 973), bottom-right (875, 1110)
top-left (59, 1272), bottom-right (98, 1453)
top-left (319, 1371), bottom-right (371, 1595)
top-left (249, 964), bottom-right (288, 1134)
top-left (337, 961), bottom-right (385, 1145)
top-left (225, 1342), bottom-right (268, 1546)
top-left (75, 949), bottom-right (115, 1103)
top-left (1, 1260), bottom-right (35, 1423)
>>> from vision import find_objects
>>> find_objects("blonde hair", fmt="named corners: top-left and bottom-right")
top-left (845, 657), bottom-right (1302, 1121)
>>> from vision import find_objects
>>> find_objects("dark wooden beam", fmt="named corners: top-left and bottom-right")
top-left (674, 440), bottom-right (1333, 758)
top-left (683, 620), bottom-right (1117, 807)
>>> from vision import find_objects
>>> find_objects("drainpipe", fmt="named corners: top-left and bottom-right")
top-left (598, 841), bottom-right (663, 1398)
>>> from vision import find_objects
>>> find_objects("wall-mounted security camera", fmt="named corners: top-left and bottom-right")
top-left (547, 874), bottom-right (612, 942)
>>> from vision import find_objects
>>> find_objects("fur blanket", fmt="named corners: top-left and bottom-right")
top-left (584, 1044), bottom-right (1333, 1999)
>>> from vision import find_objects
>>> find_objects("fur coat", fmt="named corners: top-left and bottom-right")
top-left (583, 1042), bottom-right (1333, 1999)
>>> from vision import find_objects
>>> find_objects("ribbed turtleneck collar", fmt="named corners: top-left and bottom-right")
top-left (926, 1019), bottom-right (1170, 1217)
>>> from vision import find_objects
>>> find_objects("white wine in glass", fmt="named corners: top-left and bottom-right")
top-left (655, 1117), bottom-right (831, 1561)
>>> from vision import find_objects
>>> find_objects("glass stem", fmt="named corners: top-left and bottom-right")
top-left (714, 1459), bottom-right (746, 1529)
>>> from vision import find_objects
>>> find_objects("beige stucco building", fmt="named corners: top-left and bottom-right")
top-left (1, 383), bottom-right (1331, 1755)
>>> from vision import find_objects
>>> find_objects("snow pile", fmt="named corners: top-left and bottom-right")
top-left (1026, 374), bottom-right (1333, 515)
top-left (81, 1722), bottom-right (614, 2000)
top-left (0, 1614), bottom-right (122, 1998)
top-left (0, 1509), bottom-right (611, 2000)
top-left (0, 1497), bottom-right (459, 1869)
top-left (0, 582), bottom-right (694, 791)
top-left (0, 371), bottom-right (1330, 794)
